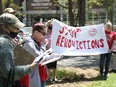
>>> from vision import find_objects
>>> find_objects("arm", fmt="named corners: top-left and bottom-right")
top-left (0, 38), bottom-right (36, 80)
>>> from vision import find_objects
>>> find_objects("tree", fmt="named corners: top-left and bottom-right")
top-left (105, 0), bottom-right (114, 24)
top-left (68, 0), bottom-right (74, 26)
top-left (53, 0), bottom-right (78, 26)
top-left (0, 0), bottom-right (3, 14)
top-left (78, 0), bottom-right (85, 26)
top-left (87, 0), bottom-right (114, 24)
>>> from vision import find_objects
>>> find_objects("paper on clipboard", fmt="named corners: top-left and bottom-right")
top-left (14, 45), bottom-right (34, 65)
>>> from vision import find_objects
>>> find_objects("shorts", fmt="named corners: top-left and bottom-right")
top-left (47, 61), bottom-right (57, 69)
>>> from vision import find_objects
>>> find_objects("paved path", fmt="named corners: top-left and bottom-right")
top-left (57, 55), bottom-right (100, 69)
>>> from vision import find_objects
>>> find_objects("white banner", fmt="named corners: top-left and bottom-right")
top-left (51, 19), bottom-right (109, 56)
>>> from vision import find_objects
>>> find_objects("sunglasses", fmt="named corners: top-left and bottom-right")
top-left (48, 26), bottom-right (52, 30)
top-left (37, 30), bottom-right (46, 36)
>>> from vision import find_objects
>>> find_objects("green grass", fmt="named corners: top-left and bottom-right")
top-left (50, 68), bottom-right (116, 87)
top-left (84, 73), bottom-right (116, 87)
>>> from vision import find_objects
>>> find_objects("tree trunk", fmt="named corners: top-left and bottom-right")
top-left (68, 0), bottom-right (74, 26)
top-left (0, 0), bottom-right (3, 14)
top-left (78, 0), bottom-right (85, 26)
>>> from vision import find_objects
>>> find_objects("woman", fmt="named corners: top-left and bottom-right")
top-left (99, 21), bottom-right (115, 78)
top-left (0, 13), bottom-right (38, 87)
top-left (46, 19), bottom-right (58, 82)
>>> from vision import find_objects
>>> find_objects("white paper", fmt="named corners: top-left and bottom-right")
top-left (39, 53), bottom-right (60, 64)
top-left (41, 57), bottom-right (61, 65)
top-left (33, 48), bottom-right (53, 63)
top-left (41, 47), bottom-right (74, 65)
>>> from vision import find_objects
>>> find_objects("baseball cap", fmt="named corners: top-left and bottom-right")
top-left (4, 8), bottom-right (15, 13)
top-left (0, 13), bottom-right (25, 29)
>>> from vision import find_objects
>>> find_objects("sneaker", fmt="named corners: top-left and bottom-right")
top-left (51, 78), bottom-right (56, 83)
top-left (104, 74), bottom-right (109, 78)
top-left (97, 73), bottom-right (103, 77)
top-left (46, 78), bottom-right (51, 83)
top-left (97, 74), bottom-right (104, 80)
top-left (51, 78), bottom-right (60, 83)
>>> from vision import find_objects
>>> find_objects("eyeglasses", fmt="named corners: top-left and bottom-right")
top-left (37, 30), bottom-right (46, 36)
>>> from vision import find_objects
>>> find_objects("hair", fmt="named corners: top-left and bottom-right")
top-left (0, 24), bottom-right (9, 34)
top-left (46, 19), bottom-right (53, 27)
top-left (46, 19), bottom-right (53, 30)
top-left (32, 22), bottom-right (47, 33)
top-left (106, 21), bottom-right (112, 27)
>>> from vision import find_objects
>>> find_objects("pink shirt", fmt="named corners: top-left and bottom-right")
top-left (46, 33), bottom-right (51, 50)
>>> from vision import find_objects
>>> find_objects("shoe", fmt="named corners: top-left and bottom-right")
top-left (104, 74), bottom-right (109, 78)
top-left (51, 78), bottom-right (56, 83)
top-left (46, 78), bottom-right (51, 83)
top-left (51, 78), bottom-right (60, 83)
top-left (97, 73), bottom-right (103, 77)
top-left (102, 74), bottom-right (109, 80)
top-left (97, 74), bottom-right (104, 80)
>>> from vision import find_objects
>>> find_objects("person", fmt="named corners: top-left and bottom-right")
top-left (20, 22), bottom-right (48, 87)
top-left (4, 7), bottom-right (16, 15)
top-left (0, 13), bottom-right (38, 87)
top-left (46, 19), bottom-right (58, 82)
top-left (99, 21), bottom-right (115, 78)
top-left (110, 32), bottom-right (116, 72)
top-left (4, 7), bottom-right (21, 44)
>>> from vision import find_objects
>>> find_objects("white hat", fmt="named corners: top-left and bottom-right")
top-left (4, 8), bottom-right (15, 13)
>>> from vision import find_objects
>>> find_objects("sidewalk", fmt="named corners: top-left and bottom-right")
top-left (57, 55), bottom-right (116, 70)
top-left (57, 55), bottom-right (100, 69)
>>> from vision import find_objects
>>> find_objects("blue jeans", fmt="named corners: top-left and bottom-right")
top-left (41, 81), bottom-right (46, 87)
top-left (99, 53), bottom-right (112, 76)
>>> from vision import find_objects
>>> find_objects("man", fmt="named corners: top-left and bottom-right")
top-left (0, 13), bottom-right (38, 87)
top-left (20, 22), bottom-right (48, 87)
top-left (99, 21), bottom-right (115, 78)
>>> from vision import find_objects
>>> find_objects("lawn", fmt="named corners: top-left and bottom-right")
top-left (46, 67), bottom-right (116, 87)
top-left (85, 73), bottom-right (116, 87)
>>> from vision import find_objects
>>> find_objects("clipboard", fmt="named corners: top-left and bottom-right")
top-left (14, 45), bottom-right (34, 65)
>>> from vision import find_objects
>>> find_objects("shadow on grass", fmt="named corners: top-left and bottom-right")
top-left (46, 75), bottom-right (107, 86)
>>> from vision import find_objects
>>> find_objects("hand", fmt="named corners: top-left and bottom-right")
top-left (30, 62), bottom-right (38, 70)
top-left (59, 55), bottom-right (64, 58)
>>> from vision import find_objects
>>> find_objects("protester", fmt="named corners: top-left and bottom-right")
top-left (45, 19), bottom-right (58, 83)
top-left (4, 7), bottom-right (16, 15)
top-left (20, 22), bottom-right (48, 87)
top-left (99, 21), bottom-right (115, 78)
top-left (110, 32), bottom-right (116, 72)
top-left (4, 7), bottom-right (21, 44)
top-left (0, 13), bottom-right (38, 87)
